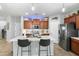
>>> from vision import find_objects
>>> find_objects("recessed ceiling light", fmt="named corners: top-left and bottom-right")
top-left (42, 13), bottom-right (46, 15)
top-left (25, 12), bottom-right (29, 15)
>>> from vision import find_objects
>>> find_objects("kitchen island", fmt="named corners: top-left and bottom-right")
top-left (10, 35), bottom-right (54, 56)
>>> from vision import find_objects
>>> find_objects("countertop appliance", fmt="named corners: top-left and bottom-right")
top-left (32, 25), bottom-right (40, 29)
top-left (59, 23), bottom-right (78, 51)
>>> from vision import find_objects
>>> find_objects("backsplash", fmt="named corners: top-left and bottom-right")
top-left (22, 29), bottom-right (49, 34)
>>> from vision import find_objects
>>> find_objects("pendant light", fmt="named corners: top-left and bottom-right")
top-left (62, 3), bottom-right (66, 12)
top-left (25, 12), bottom-right (29, 15)
top-left (32, 3), bottom-right (35, 11)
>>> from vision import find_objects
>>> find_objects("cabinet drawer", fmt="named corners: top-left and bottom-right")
top-left (72, 39), bottom-right (79, 43)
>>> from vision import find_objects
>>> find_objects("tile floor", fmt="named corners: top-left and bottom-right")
top-left (54, 43), bottom-right (77, 56)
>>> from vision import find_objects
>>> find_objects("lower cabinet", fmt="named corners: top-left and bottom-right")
top-left (71, 39), bottom-right (79, 55)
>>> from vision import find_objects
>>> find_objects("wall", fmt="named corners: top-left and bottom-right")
top-left (14, 16), bottom-right (21, 36)
top-left (49, 14), bottom-right (64, 43)
top-left (0, 15), bottom-right (21, 41)
top-left (0, 16), bottom-right (7, 39)
top-left (6, 16), bottom-right (21, 41)
top-left (0, 21), bottom-right (7, 39)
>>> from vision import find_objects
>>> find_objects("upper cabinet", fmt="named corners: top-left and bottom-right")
top-left (64, 13), bottom-right (79, 30)
top-left (64, 15), bottom-right (76, 24)
top-left (64, 10), bottom-right (79, 30)
top-left (40, 17), bottom-right (48, 29)
top-left (76, 14), bottom-right (79, 29)
top-left (24, 20), bottom-right (32, 29)
top-left (69, 15), bottom-right (76, 23)
top-left (23, 17), bottom-right (49, 29)
top-left (33, 19), bottom-right (40, 25)
top-left (43, 21), bottom-right (48, 29)
top-left (40, 21), bottom-right (48, 29)
top-left (64, 18), bottom-right (69, 24)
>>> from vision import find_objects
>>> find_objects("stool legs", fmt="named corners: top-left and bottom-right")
top-left (17, 46), bottom-right (19, 56)
top-left (47, 46), bottom-right (48, 56)
top-left (38, 44), bottom-right (40, 56)
top-left (30, 45), bottom-right (31, 56)
top-left (21, 47), bottom-right (22, 56)
top-left (28, 45), bottom-right (31, 56)
top-left (17, 46), bottom-right (22, 56)
top-left (49, 45), bottom-right (51, 56)
top-left (39, 45), bottom-right (51, 56)
top-left (17, 45), bottom-right (31, 56)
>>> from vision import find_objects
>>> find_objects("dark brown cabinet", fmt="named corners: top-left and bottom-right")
top-left (32, 19), bottom-right (40, 25)
top-left (40, 21), bottom-right (48, 29)
top-left (64, 14), bottom-right (79, 29)
top-left (43, 21), bottom-right (48, 29)
top-left (64, 15), bottom-right (76, 24)
top-left (76, 14), bottom-right (79, 29)
top-left (40, 21), bottom-right (44, 29)
top-left (71, 38), bottom-right (79, 55)
top-left (69, 15), bottom-right (76, 23)
top-left (64, 18), bottom-right (69, 24)
top-left (24, 19), bottom-right (48, 29)
top-left (24, 20), bottom-right (32, 29)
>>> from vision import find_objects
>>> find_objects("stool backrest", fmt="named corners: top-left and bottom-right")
top-left (39, 39), bottom-right (50, 46)
top-left (18, 39), bottom-right (30, 47)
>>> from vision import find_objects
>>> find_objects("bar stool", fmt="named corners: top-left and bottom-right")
top-left (39, 39), bottom-right (51, 56)
top-left (17, 39), bottom-right (31, 56)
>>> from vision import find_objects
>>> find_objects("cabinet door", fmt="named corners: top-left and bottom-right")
top-left (69, 16), bottom-right (76, 23)
top-left (64, 18), bottom-right (69, 24)
top-left (40, 21), bottom-right (48, 29)
top-left (24, 21), bottom-right (32, 29)
top-left (43, 21), bottom-right (48, 29)
top-left (40, 21), bottom-right (44, 29)
top-left (33, 19), bottom-right (40, 25)
top-left (76, 15), bottom-right (79, 29)
top-left (71, 39), bottom-right (79, 55)
top-left (64, 15), bottom-right (76, 24)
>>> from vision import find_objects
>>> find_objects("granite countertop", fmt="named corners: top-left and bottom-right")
top-left (71, 37), bottom-right (79, 40)
top-left (9, 35), bottom-right (52, 42)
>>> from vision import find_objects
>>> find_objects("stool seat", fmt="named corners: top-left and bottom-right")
top-left (18, 39), bottom-right (31, 47)
top-left (39, 39), bottom-right (50, 46)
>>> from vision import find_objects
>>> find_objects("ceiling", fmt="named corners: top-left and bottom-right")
top-left (0, 3), bottom-right (79, 16)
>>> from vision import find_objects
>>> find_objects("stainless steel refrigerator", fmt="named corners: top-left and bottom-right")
top-left (59, 24), bottom-right (78, 51)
